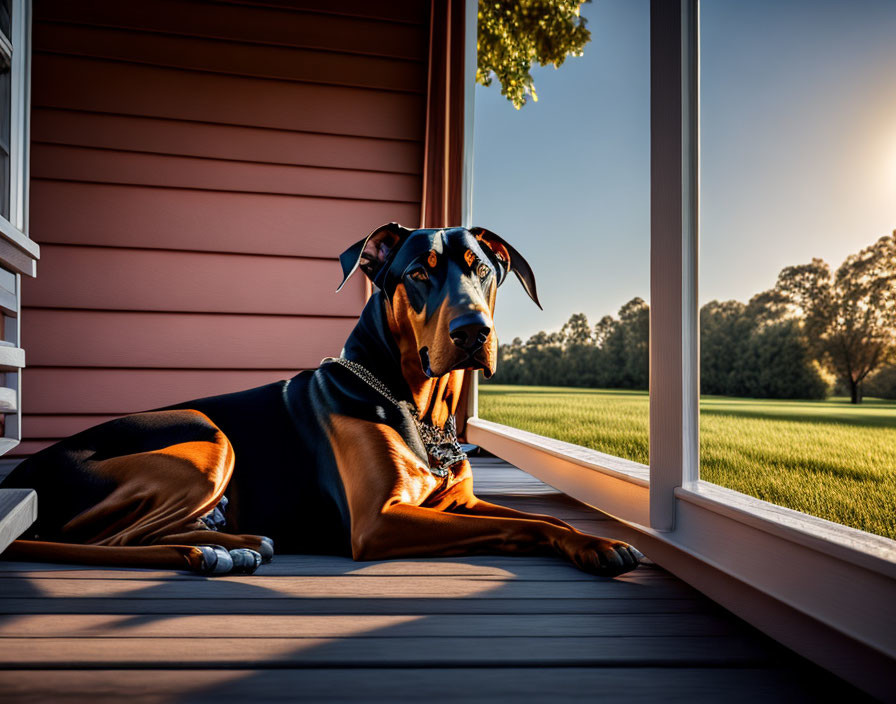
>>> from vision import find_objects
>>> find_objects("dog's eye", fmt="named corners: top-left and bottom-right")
top-left (409, 268), bottom-right (429, 283)
top-left (477, 262), bottom-right (490, 279)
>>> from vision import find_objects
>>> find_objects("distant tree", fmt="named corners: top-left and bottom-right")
top-left (617, 297), bottom-right (649, 389)
top-left (700, 297), bottom-right (828, 400)
top-left (593, 315), bottom-right (616, 348)
top-left (700, 300), bottom-right (752, 396)
top-left (477, 0), bottom-right (592, 109)
top-left (494, 337), bottom-right (526, 384)
top-left (746, 321), bottom-right (829, 399)
top-left (774, 233), bottom-right (896, 403)
top-left (561, 312), bottom-right (593, 344)
top-left (865, 364), bottom-right (896, 400)
top-left (559, 312), bottom-right (595, 385)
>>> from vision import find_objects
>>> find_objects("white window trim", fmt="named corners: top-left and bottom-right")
top-left (0, 0), bottom-right (34, 457)
top-left (0, 0), bottom-right (37, 555)
top-left (462, 0), bottom-right (896, 698)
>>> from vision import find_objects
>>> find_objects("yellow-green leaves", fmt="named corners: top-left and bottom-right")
top-left (477, 0), bottom-right (592, 109)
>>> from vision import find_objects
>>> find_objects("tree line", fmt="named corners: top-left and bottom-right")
top-left (490, 233), bottom-right (896, 403)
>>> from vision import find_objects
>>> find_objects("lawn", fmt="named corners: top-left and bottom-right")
top-left (478, 384), bottom-right (896, 540)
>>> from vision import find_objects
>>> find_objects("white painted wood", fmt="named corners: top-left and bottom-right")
top-left (461, 0), bottom-right (476, 231)
top-left (0, 287), bottom-right (16, 317)
top-left (458, 0), bottom-right (479, 427)
top-left (21, 0), bottom-right (30, 236)
top-left (0, 233), bottom-right (35, 276)
top-left (466, 418), bottom-right (649, 525)
top-left (0, 385), bottom-right (17, 412)
top-left (668, 494), bottom-right (896, 679)
top-left (649, 0), bottom-right (699, 532)
top-left (0, 0), bottom-right (36, 276)
top-left (0, 266), bottom-right (15, 294)
top-left (0, 344), bottom-right (24, 370)
top-left (680, 0), bottom-right (700, 491)
top-left (3, 280), bottom-right (21, 446)
top-left (0, 488), bottom-right (36, 554)
top-left (677, 482), bottom-right (896, 575)
top-left (0, 1), bottom-right (30, 461)
top-left (465, 370), bottom-right (478, 420)
top-left (0, 437), bottom-right (19, 456)
top-left (0, 217), bottom-right (38, 264)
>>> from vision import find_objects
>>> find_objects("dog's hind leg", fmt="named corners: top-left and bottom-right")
top-left (3, 409), bottom-right (257, 573)
top-left (3, 540), bottom-right (239, 574)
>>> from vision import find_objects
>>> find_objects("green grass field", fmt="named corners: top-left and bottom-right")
top-left (479, 385), bottom-right (896, 540)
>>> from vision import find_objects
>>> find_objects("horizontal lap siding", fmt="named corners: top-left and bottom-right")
top-left (19, 0), bottom-right (429, 453)
top-left (29, 182), bottom-right (420, 257)
top-left (26, 245), bottom-right (366, 315)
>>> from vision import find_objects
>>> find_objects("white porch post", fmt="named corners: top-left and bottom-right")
top-left (649, 0), bottom-right (699, 531)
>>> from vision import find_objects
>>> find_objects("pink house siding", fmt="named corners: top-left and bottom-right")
top-left (18, 0), bottom-right (432, 455)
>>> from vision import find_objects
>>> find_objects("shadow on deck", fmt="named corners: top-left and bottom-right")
top-left (0, 457), bottom-right (865, 702)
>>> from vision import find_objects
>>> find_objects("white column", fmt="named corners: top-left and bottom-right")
top-left (649, 0), bottom-right (699, 531)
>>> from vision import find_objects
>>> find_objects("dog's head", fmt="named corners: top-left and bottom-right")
top-left (338, 223), bottom-right (540, 379)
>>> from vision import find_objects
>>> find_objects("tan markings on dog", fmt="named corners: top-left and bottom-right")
top-left (464, 249), bottom-right (475, 267)
top-left (327, 414), bottom-right (453, 556)
top-left (428, 371), bottom-right (465, 429)
top-left (386, 292), bottom-right (466, 419)
top-left (476, 280), bottom-right (499, 377)
top-left (387, 281), bottom-right (499, 406)
top-left (476, 233), bottom-right (511, 265)
top-left (325, 415), bottom-right (569, 562)
top-left (3, 541), bottom-right (208, 571)
top-left (61, 410), bottom-right (234, 547)
top-left (427, 250), bottom-right (438, 268)
top-left (422, 458), bottom-right (477, 511)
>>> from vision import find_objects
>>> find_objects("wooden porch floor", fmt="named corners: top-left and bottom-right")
top-left (0, 457), bottom-right (863, 702)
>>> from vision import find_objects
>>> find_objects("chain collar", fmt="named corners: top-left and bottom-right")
top-left (321, 356), bottom-right (467, 477)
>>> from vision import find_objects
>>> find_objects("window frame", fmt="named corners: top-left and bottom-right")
top-left (0, 0), bottom-right (38, 553)
top-left (0, 0), bottom-right (35, 458)
top-left (462, 0), bottom-right (896, 696)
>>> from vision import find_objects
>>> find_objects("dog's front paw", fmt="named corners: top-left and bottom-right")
top-left (228, 548), bottom-right (262, 574)
top-left (258, 536), bottom-right (274, 563)
top-left (559, 533), bottom-right (644, 578)
top-left (198, 545), bottom-right (234, 575)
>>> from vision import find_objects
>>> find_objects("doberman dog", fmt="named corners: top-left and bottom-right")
top-left (3, 223), bottom-right (643, 576)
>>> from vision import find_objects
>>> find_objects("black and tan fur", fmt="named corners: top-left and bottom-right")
top-left (2, 224), bottom-right (642, 576)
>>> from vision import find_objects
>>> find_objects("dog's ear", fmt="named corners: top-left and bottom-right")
top-left (470, 226), bottom-right (542, 310)
top-left (337, 222), bottom-right (414, 291)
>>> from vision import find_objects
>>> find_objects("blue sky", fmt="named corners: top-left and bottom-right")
top-left (473, 0), bottom-right (896, 342)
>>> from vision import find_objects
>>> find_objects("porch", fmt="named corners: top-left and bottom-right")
top-left (0, 456), bottom-right (860, 702)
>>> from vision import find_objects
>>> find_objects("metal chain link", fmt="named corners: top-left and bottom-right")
top-left (320, 356), bottom-right (467, 476)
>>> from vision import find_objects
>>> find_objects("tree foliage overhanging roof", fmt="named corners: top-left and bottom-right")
top-left (478, 0), bottom-right (592, 109)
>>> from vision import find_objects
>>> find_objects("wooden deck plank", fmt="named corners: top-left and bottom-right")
top-left (0, 667), bottom-right (834, 704)
top-left (0, 576), bottom-right (699, 599)
top-left (0, 597), bottom-right (714, 616)
top-left (0, 560), bottom-right (676, 580)
top-left (0, 612), bottom-right (744, 638)
top-left (0, 635), bottom-right (774, 668)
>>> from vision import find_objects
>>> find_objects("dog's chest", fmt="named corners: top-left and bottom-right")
top-left (392, 458), bottom-right (441, 505)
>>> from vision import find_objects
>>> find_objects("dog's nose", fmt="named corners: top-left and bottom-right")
top-left (449, 312), bottom-right (491, 353)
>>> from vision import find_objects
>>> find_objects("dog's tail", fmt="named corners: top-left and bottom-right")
top-left (3, 539), bottom-right (240, 574)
